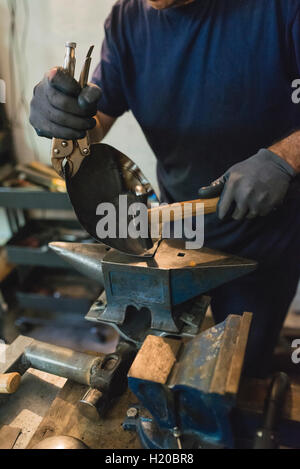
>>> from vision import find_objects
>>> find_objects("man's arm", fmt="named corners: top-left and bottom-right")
top-left (269, 131), bottom-right (300, 173)
top-left (88, 111), bottom-right (117, 144)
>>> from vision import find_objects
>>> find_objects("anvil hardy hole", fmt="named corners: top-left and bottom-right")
top-left (177, 253), bottom-right (185, 257)
top-left (122, 305), bottom-right (152, 341)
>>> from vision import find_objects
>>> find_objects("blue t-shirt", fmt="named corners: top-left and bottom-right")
top-left (92, 0), bottom-right (300, 203)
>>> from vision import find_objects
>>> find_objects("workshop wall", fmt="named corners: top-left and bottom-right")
top-left (0, 0), bottom-right (158, 191)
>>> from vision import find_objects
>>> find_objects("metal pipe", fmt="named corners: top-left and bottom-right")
top-left (24, 341), bottom-right (102, 386)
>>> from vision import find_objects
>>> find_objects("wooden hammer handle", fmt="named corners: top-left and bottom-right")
top-left (148, 197), bottom-right (219, 223)
top-left (0, 373), bottom-right (21, 394)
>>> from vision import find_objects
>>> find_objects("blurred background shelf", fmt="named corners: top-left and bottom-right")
top-left (0, 187), bottom-right (72, 210)
top-left (0, 171), bottom-right (105, 349)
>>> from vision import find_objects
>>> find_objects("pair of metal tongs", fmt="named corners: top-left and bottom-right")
top-left (51, 42), bottom-right (94, 179)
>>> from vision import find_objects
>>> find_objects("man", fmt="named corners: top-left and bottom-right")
top-left (30, 0), bottom-right (300, 377)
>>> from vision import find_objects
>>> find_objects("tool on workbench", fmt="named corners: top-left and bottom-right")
top-left (0, 336), bottom-right (136, 417)
top-left (253, 372), bottom-right (290, 449)
top-left (50, 42), bottom-right (220, 257)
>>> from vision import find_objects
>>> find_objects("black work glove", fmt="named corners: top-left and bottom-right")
top-left (30, 67), bottom-right (102, 140)
top-left (199, 149), bottom-right (297, 220)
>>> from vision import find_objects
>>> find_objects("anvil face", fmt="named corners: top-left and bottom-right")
top-left (50, 240), bottom-right (257, 345)
top-left (101, 238), bottom-right (257, 308)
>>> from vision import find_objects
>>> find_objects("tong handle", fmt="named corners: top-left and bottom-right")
top-left (79, 46), bottom-right (94, 88)
top-left (63, 42), bottom-right (77, 77)
top-left (51, 43), bottom-right (94, 178)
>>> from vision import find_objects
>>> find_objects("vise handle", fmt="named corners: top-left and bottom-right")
top-left (0, 373), bottom-right (21, 394)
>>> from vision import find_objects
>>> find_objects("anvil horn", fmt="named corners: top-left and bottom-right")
top-left (49, 242), bottom-right (109, 283)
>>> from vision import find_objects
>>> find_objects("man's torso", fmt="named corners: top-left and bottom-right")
top-left (94, 0), bottom-right (300, 202)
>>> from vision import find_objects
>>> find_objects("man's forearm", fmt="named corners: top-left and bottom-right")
top-left (269, 131), bottom-right (300, 173)
top-left (88, 111), bottom-right (117, 144)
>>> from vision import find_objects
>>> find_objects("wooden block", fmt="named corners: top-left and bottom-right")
top-left (0, 425), bottom-right (21, 449)
top-left (128, 335), bottom-right (182, 384)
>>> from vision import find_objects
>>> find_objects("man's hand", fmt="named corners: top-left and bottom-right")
top-left (30, 67), bottom-right (102, 140)
top-left (199, 149), bottom-right (296, 220)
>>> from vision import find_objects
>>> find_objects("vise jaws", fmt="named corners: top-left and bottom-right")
top-left (126, 313), bottom-right (252, 449)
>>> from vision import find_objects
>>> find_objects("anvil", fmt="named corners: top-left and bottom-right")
top-left (50, 239), bottom-right (256, 346)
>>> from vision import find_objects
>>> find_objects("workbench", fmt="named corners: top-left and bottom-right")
top-left (0, 343), bottom-right (140, 449)
top-left (0, 354), bottom-right (300, 449)
top-left (27, 382), bottom-right (141, 449)
top-left (1, 304), bottom-right (300, 451)
top-left (0, 365), bottom-right (66, 449)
